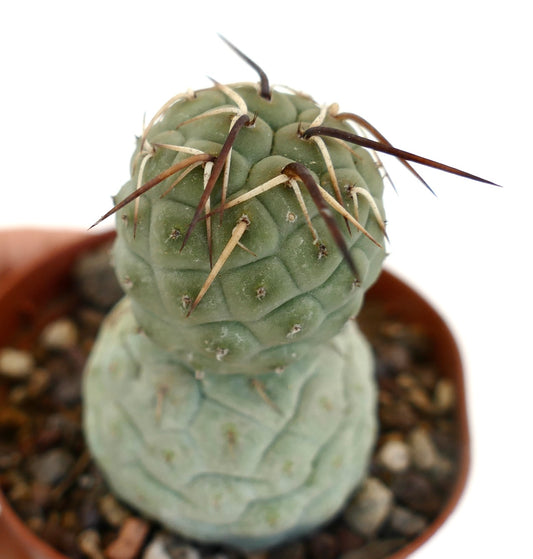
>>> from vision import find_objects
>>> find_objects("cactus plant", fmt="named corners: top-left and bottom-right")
top-left (83, 39), bottom-right (496, 551)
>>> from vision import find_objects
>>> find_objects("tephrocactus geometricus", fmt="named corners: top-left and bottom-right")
top-left (84, 37), bottom-right (496, 551)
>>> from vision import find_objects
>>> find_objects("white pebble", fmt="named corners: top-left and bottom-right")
top-left (98, 494), bottom-right (130, 527)
top-left (143, 537), bottom-right (171, 559)
top-left (40, 318), bottom-right (78, 350)
top-left (0, 348), bottom-right (34, 379)
top-left (434, 379), bottom-right (456, 413)
top-left (408, 427), bottom-right (440, 470)
top-left (77, 529), bottom-right (104, 559)
top-left (377, 439), bottom-right (411, 472)
top-left (344, 477), bottom-right (393, 537)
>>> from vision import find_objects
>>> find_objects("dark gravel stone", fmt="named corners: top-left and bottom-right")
top-left (379, 399), bottom-right (419, 432)
top-left (391, 472), bottom-right (442, 516)
top-left (333, 526), bottom-right (365, 554)
top-left (27, 448), bottom-right (75, 486)
top-left (307, 532), bottom-right (338, 559)
top-left (267, 541), bottom-right (306, 559)
top-left (339, 538), bottom-right (407, 559)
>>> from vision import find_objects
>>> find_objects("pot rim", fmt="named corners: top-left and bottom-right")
top-left (0, 230), bottom-right (470, 559)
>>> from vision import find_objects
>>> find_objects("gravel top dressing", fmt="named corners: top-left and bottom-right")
top-left (0, 245), bottom-right (460, 559)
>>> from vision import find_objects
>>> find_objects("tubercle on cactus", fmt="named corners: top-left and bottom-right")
top-left (282, 162), bottom-right (357, 277)
top-left (90, 37), bottom-right (499, 317)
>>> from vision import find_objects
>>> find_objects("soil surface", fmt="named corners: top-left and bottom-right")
top-left (0, 244), bottom-right (461, 559)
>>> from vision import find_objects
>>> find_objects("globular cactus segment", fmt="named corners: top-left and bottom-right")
top-left (84, 298), bottom-right (377, 550)
top-left (104, 80), bottom-right (388, 375)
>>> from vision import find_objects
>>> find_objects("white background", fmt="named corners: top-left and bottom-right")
top-left (1, 1), bottom-right (531, 557)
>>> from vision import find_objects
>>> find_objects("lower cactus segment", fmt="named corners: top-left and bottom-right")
top-left (83, 297), bottom-right (377, 551)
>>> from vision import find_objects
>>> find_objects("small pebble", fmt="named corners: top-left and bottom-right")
top-left (376, 438), bottom-right (411, 472)
top-left (307, 532), bottom-right (338, 559)
top-left (9, 384), bottom-right (28, 404)
top-left (392, 472), bottom-right (441, 516)
top-left (99, 493), bottom-right (131, 527)
top-left (379, 399), bottom-right (418, 431)
top-left (26, 516), bottom-right (45, 534)
top-left (380, 321), bottom-right (405, 339)
top-left (432, 420), bottom-right (458, 456)
top-left (432, 455), bottom-right (456, 485)
top-left (0, 447), bottom-right (22, 469)
top-left (434, 379), bottom-right (456, 413)
top-left (396, 373), bottom-right (417, 390)
top-left (333, 526), bottom-right (365, 554)
top-left (12, 497), bottom-right (42, 520)
top-left (77, 473), bottom-right (97, 490)
top-left (0, 348), bottom-right (34, 379)
top-left (407, 386), bottom-right (435, 414)
top-left (8, 479), bottom-right (31, 501)
top-left (105, 517), bottom-right (150, 559)
top-left (408, 427), bottom-right (440, 471)
top-left (78, 500), bottom-right (102, 529)
top-left (28, 448), bottom-right (74, 486)
top-left (416, 367), bottom-right (439, 391)
top-left (267, 541), bottom-right (305, 559)
top-left (344, 478), bottom-right (394, 537)
top-left (339, 538), bottom-right (407, 559)
top-left (167, 543), bottom-right (201, 559)
top-left (31, 481), bottom-right (52, 508)
top-left (389, 506), bottom-right (428, 537)
top-left (35, 423), bottom-right (63, 451)
top-left (51, 374), bottom-right (82, 406)
top-left (379, 344), bottom-right (411, 371)
top-left (27, 368), bottom-right (51, 397)
top-left (77, 307), bottom-right (107, 331)
top-left (78, 528), bottom-right (105, 559)
top-left (143, 536), bottom-right (172, 559)
top-left (40, 318), bottom-right (78, 350)
top-left (62, 509), bottom-right (80, 531)
top-left (41, 512), bottom-right (80, 555)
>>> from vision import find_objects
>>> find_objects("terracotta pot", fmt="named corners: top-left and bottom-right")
top-left (0, 231), bottom-right (470, 559)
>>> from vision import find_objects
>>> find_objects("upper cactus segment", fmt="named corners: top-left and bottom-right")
top-left (109, 80), bottom-right (387, 374)
top-left (92, 39), bottom-right (497, 375)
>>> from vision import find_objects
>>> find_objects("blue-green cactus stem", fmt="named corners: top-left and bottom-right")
top-left (84, 298), bottom-right (376, 550)
top-left (111, 84), bottom-right (386, 375)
